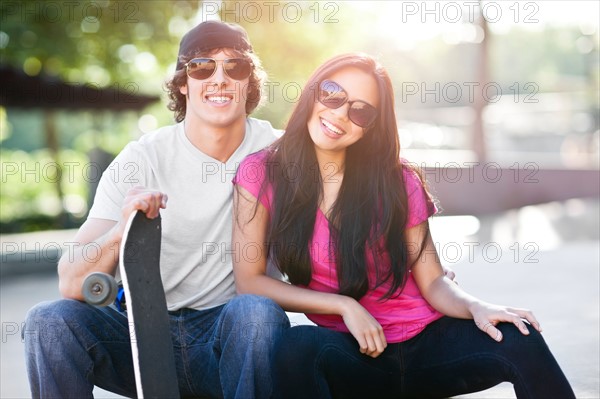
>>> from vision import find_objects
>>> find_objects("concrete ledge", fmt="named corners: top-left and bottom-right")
top-left (0, 229), bottom-right (77, 278)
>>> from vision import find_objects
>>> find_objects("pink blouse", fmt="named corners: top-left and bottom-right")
top-left (233, 150), bottom-right (443, 343)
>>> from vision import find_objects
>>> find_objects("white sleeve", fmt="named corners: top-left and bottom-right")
top-left (87, 142), bottom-right (148, 221)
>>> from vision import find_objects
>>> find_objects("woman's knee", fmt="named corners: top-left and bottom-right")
top-left (273, 326), bottom-right (331, 366)
top-left (498, 322), bottom-right (546, 347)
top-left (494, 321), bottom-right (557, 367)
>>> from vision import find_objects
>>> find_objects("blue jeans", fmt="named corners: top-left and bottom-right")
top-left (24, 295), bottom-right (290, 399)
top-left (272, 316), bottom-right (575, 399)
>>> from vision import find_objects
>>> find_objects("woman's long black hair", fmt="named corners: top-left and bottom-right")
top-left (257, 53), bottom-right (430, 301)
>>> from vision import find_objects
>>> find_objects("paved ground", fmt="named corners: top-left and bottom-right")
top-left (1, 199), bottom-right (598, 398)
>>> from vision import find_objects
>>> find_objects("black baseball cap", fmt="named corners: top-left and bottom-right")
top-left (176, 20), bottom-right (253, 70)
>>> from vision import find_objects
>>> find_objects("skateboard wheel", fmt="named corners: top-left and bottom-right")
top-left (82, 272), bottom-right (118, 307)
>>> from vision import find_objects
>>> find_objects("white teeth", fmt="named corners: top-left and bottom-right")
top-left (206, 96), bottom-right (230, 103)
top-left (322, 119), bottom-right (344, 135)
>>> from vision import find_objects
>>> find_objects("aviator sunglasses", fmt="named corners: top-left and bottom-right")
top-left (185, 58), bottom-right (252, 81)
top-left (318, 80), bottom-right (378, 128)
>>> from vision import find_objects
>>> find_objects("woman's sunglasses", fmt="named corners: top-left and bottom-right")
top-left (185, 58), bottom-right (252, 81)
top-left (318, 80), bottom-right (378, 128)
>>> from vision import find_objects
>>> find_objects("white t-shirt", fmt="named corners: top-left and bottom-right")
top-left (88, 118), bottom-right (278, 310)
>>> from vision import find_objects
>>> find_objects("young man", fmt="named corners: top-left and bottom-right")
top-left (24, 20), bottom-right (289, 399)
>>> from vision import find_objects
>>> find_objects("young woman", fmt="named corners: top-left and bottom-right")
top-left (232, 53), bottom-right (574, 399)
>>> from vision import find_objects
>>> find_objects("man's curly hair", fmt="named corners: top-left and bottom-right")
top-left (165, 48), bottom-right (266, 123)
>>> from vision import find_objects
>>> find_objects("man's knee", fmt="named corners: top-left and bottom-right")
top-left (226, 294), bottom-right (287, 322)
top-left (222, 295), bottom-right (290, 345)
top-left (23, 299), bottom-right (88, 346)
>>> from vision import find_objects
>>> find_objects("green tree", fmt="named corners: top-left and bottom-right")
top-left (1, 0), bottom-right (200, 94)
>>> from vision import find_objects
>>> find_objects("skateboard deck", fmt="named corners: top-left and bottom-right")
top-left (82, 210), bottom-right (179, 398)
top-left (119, 210), bottom-right (179, 398)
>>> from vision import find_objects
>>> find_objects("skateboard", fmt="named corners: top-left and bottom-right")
top-left (82, 210), bottom-right (179, 398)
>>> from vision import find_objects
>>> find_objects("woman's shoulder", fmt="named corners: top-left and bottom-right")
top-left (239, 147), bottom-right (272, 169)
top-left (399, 158), bottom-right (438, 224)
top-left (234, 147), bottom-right (275, 209)
top-left (399, 158), bottom-right (426, 191)
top-left (235, 147), bottom-right (275, 188)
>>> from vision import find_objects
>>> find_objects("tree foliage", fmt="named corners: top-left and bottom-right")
top-left (1, 0), bottom-right (200, 93)
top-left (1, 1), bottom-right (597, 232)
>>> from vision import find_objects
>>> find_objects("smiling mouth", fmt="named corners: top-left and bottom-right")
top-left (321, 118), bottom-right (345, 135)
top-left (205, 95), bottom-right (233, 104)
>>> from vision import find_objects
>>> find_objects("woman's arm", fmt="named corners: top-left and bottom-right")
top-left (233, 186), bottom-right (387, 357)
top-left (408, 221), bottom-right (541, 341)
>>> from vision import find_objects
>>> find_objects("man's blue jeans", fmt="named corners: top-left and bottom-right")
top-left (272, 316), bottom-right (575, 399)
top-left (24, 294), bottom-right (290, 398)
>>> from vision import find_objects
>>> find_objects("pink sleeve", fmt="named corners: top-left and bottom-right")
top-left (402, 165), bottom-right (438, 228)
top-left (232, 151), bottom-right (272, 211)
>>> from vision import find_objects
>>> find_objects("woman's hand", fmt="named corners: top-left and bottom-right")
top-left (469, 301), bottom-right (542, 342)
top-left (339, 297), bottom-right (387, 358)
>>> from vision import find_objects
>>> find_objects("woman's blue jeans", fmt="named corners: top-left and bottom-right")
top-left (272, 316), bottom-right (575, 399)
top-left (24, 294), bottom-right (289, 398)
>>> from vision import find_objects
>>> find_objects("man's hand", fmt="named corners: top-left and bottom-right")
top-left (442, 265), bottom-right (457, 283)
top-left (122, 186), bottom-right (168, 220)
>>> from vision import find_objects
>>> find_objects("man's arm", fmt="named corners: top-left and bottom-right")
top-left (58, 187), bottom-right (167, 300)
top-left (57, 218), bottom-right (120, 300)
